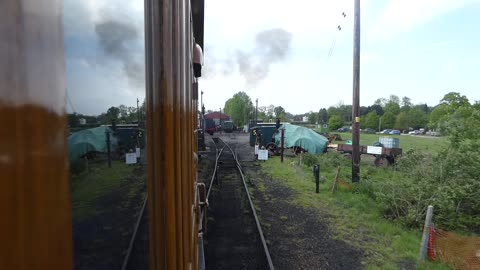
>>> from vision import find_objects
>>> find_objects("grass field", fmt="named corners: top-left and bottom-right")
top-left (70, 160), bottom-right (142, 222)
top-left (322, 131), bottom-right (448, 155)
top-left (259, 157), bottom-right (450, 269)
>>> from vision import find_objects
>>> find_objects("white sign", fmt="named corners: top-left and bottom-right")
top-left (367, 146), bottom-right (382, 155)
top-left (126, 153), bottom-right (137, 164)
top-left (136, 147), bottom-right (141, 157)
top-left (258, 150), bottom-right (269, 160)
top-left (254, 145), bottom-right (259, 154)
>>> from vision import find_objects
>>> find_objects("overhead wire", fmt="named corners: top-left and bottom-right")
top-left (66, 88), bottom-right (77, 113)
top-left (326, 11), bottom-right (347, 61)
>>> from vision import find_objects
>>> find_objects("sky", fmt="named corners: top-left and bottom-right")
top-left (65, 0), bottom-right (480, 115)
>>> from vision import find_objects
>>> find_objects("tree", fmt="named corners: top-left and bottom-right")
top-left (401, 96), bottom-right (412, 112)
top-left (223, 91), bottom-right (254, 126)
top-left (429, 104), bottom-right (449, 130)
top-left (118, 104), bottom-right (128, 123)
top-left (369, 104), bottom-right (384, 116)
top-left (68, 113), bottom-right (80, 127)
top-left (384, 100), bottom-right (400, 116)
top-left (106, 106), bottom-right (120, 123)
top-left (363, 111), bottom-right (379, 130)
top-left (308, 112), bottom-right (319, 124)
top-left (266, 105), bottom-right (275, 119)
top-left (408, 108), bottom-right (428, 129)
top-left (318, 108), bottom-right (328, 124)
top-left (328, 115), bottom-right (343, 130)
top-left (381, 111), bottom-right (396, 129)
top-left (274, 106), bottom-right (285, 118)
top-left (395, 111), bottom-right (409, 131)
top-left (440, 92), bottom-right (470, 109)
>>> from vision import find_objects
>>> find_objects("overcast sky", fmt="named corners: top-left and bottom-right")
top-left (65, 0), bottom-right (480, 115)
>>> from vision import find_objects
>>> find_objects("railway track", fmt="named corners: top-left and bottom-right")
top-left (203, 136), bottom-right (274, 270)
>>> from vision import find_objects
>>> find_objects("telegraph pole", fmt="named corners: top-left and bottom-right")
top-left (136, 98), bottom-right (140, 124)
top-left (255, 98), bottom-right (258, 126)
top-left (352, 0), bottom-right (361, 183)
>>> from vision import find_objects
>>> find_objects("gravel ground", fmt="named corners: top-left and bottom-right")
top-left (201, 132), bottom-right (363, 269)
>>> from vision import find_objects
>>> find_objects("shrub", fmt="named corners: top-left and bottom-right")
top-left (303, 153), bottom-right (319, 167)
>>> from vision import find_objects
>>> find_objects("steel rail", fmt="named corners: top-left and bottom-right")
top-left (121, 194), bottom-right (149, 270)
top-left (220, 139), bottom-right (275, 270)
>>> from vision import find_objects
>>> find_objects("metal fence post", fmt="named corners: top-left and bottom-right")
top-left (419, 205), bottom-right (434, 261)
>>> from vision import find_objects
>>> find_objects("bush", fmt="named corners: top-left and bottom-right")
top-left (303, 153), bottom-right (319, 167)
top-left (362, 148), bottom-right (480, 233)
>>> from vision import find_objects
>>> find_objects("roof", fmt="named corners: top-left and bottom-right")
top-left (204, 112), bottom-right (230, 120)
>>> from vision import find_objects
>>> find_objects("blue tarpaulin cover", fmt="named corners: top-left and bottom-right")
top-left (274, 124), bottom-right (328, 154)
top-left (68, 126), bottom-right (118, 160)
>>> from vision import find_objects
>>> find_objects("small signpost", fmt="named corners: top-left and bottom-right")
top-left (136, 147), bottom-right (141, 157)
top-left (258, 149), bottom-right (268, 161)
top-left (126, 153), bottom-right (137, 164)
top-left (367, 146), bottom-right (382, 155)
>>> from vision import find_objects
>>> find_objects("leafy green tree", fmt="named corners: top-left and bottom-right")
top-left (400, 96), bottom-right (412, 112)
top-left (328, 115), bottom-right (343, 130)
top-left (384, 100), bottom-right (400, 116)
top-left (266, 105), bottom-right (275, 119)
top-left (369, 104), bottom-right (384, 116)
top-left (381, 112), bottom-right (396, 129)
top-left (395, 111), bottom-right (409, 130)
top-left (428, 104), bottom-right (449, 130)
top-left (106, 106), bottom-right (120, 122)
top-left (363, 111), bottom-right (379, 130)
top-left (440, 92), bottom-right (470, 109)
top-left (318, 108), bottom-right (328, 124)
top-left (274, 106), bottom-right (285, 117)
top-left (308, 112), bottom-right (319, 124)
top-left (224, 91), bottom-right (254, 126)
top-left (408, 108), bottom-right (428, 129)
top-left (68, 113), bottom-right (80, 127)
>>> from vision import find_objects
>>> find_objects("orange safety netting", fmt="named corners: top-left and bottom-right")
top-left (428, 226), bottom-right (480, 270)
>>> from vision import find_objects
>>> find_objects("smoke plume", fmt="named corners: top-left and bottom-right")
top-left (95, 19), bottom-right (144, 91)
top-left (239, 28), bottom-right (292, 88)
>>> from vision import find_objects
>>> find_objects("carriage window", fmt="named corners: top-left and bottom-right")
top-left (65, 1), bottom-right (149, 269)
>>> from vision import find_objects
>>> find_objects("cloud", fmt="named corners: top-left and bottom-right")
top-left (203, 28), bottom-right (293, 88)
top-left (95, 19), bottom-right (145, 90)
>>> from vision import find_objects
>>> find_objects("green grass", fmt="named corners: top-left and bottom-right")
top-left (259, 157), bottom-right (450, 269)
top-left (70, 160), bottom-right (137, 222)
top-left (324, 131), bottom-right (447, 155)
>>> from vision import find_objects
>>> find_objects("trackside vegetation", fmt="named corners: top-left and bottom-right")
top-left (258, 93), bottom-right (480, 268)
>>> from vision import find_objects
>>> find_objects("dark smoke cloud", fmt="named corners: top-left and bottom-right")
top-left (239, 28), bottom-right (292, 88)
top-left (204, 28), bottom-right (292, 88)
top-left (95, 19), bottom-right (144, 91)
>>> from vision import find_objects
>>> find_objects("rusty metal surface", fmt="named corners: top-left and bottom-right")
top-left (0, 0), bottom-right (73, 269)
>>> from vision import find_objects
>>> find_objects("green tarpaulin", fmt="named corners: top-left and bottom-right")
top-left (274, 124), bottom-right (328, 154)
top-left (68, 126), bottom-right (118, 160)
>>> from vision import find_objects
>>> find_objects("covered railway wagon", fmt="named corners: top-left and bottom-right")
top-left (1, 0), bottom-right (205, 269)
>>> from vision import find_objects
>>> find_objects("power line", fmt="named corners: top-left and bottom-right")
top-left (326, 12), bottom-right (347, 61)
top-left (66, 88), bottom-right (77, 113)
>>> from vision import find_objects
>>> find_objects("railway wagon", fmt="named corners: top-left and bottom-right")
top-left (1, 0), bottom-right (205, 269)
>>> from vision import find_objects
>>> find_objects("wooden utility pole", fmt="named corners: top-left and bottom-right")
top-left (255, 98), bottom-right (258, 126)
top-left (352, 0), bottom-right (361, 182)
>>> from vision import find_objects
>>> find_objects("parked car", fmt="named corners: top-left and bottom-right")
top-left (408, 130), bottom-right (420, 135)
top-left (379, 129), bottom-right (392, 134)
top-left (337, 127), bottom-right (351, 132)
top-left (362, 128), bottom-right (376, 134)
top-left (389, 130), bottom-right (401, 135)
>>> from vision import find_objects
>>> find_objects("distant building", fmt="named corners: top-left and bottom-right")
top-left (204, 112), bottom-right (230, 126)
top-left (302, 116), bottom-right (308, 122)
top-left (79, 118), bottom-right (87, 125)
